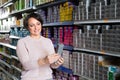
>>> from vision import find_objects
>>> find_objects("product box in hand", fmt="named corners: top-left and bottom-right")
top-left (57, 43), bottom-right (64, 56)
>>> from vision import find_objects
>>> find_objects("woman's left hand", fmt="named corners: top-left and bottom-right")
top-left (54, 57), bottom-right (64, 66)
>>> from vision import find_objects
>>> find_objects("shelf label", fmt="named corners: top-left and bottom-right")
top-left (101, 50), bottom-right (105, 54)
top-left (103, 19), bottom-right (108, 22)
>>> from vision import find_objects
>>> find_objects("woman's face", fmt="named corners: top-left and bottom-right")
top-left (28, 17), bottom-right (42, 37)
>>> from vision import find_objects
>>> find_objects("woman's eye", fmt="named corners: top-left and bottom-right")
top-left (37, 23), bottom-right (41, 25)
top-left (29, 25), bottom-right (34, 27)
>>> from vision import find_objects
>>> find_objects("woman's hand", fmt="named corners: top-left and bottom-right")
top-left (54, 57), bottom-right (64, 66)
top-left (38, 54), bottom-right (60, 66)
top-left (46, 54), bottom-right (60, 64)
top-left (50, 55), bottom-right (64, 68)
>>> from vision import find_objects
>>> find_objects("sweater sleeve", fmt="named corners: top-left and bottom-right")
top-left (16, 39), bottom-right (40, 70)
top-left (47, 39), bottom-right (55, 55)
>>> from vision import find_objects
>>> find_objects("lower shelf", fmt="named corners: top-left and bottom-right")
top-left (57, 66), bottom-right (73, 74)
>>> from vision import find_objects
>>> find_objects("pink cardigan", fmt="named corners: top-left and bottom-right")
top-left (16, 36), bottom-right (55, 80)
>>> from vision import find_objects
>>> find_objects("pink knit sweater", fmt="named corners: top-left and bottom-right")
top-left (16, 36), bottom-right (55, 80)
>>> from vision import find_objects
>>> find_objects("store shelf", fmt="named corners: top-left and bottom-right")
top-left (74, 19), bottom-right (120, 25)
top-left (9, 6), bottom-right (36, 16)
top-left (43, 21), bottom-right (74, 27)
top-left (11, 65), bottom-right (22, 72)
top-left (57, 66), bottom-right (73, 74)
top-left (64, 45), bottom-right (73, 51)
top-left (74, 73), bottom-right (95, 80)
top-left (36, 0), bottom-right (68, 9)
top-left (11, 55), bottom-right (19, 61)
top-left (12, 76), bottom-right (19, 80)
top-left (0, 59), bottom-right (11, 68)
top-left (0, 16), bottom-right (9, 20)
top-left (0, 42), bottom-right (16, 50)
top-left (54, 44), bottom-right (73, 51)
top-left (0, 66), bottom-right (19, 80)
top-left (74, 48), bottom-right (120, 57)
top-left (0, 67), bottom-right (13, 79)
top-left (0, 30), bottom-right (10, 33)
top-left (0, 52), bottom-right (11, 59)
top-left (9, 35), bottom-right (21, 39)
top-left (0, 0), bottom-right (13, 8)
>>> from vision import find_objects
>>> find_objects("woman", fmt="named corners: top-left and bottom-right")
top-left (16, 13), bottom-right (64, 80)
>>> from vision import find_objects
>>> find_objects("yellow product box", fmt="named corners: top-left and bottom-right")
top-left (16, 20), bottom-right (20, 26)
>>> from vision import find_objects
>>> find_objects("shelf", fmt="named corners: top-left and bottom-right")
top-left (74, 19), bottom-right (120, 25)
top-left (11, 55), bottom-right (19, 61)
top-left (0, 0), bottom-right (13, 8)
top-left (9, 35), bottom-right (21, 39)
top-left (0, 30), bottom-right (10, 33)
top-left (0, 59), bottom-right (11, 68)
top-left (36, 0), bottom-right (68, 9)
top-left (9, 7), bottom-right (36, 16)
top-left (57, 66), bottom-right (73, 74)
top-left (0, 52), bottom-right (11, 59)
top-left (0, 42), bottom-right (16, 50)
top-left (74, 48), bottom-right (120, 57)
top-left (0, 67), bottom-right (13, 79)
top-left (11, 65), bottom-right (22, 72)
top-left (43, 21), bottom-right (74, 27)
top-left (54, 44), bottom-right (73, 51)
top-left (74, 73), bottom-right (95, 80)
top-left (64, 45), bottom-right (73, 51)
top-left (0, 66), bottom-right (19, 80)
top-left (0, 16), bottom-right (9, 20)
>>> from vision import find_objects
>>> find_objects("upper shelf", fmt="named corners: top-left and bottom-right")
top-left (0, 0), bottom-right (13, 8)
top-left (0, 42), bottom-right (16, 50)
top-left (9, 7), bottom-right (36, 16)
top-left (74, 19), bottom-right (120, 25)
top-left (36, 0), bottom-right (68, 9)
top-left (9, 35), bottom-right (21, 39)
top-left (1, 0), bottom-right (68, 18)
top-left (0, 30), bottom-right (10, 34)
top-left (43, 21), bottom-right (74, 27)
top-left (74, 48), bottom-right (120, 57)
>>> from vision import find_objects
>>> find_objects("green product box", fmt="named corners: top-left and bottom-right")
top-left (108, 71), bottom-right (115, 80)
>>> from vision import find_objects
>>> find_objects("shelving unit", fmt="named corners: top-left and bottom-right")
top-left (0, 31), bottom-right (10, 33)
top-left (74, 48), bottom-right (120, 57)
top-left (74, 19), bottom-right (120, 25)
top-left (9, 7), bottom-right (36, 16)
top-left (0, 0), bottom-right (13, 8)
top-left (0, 42), bottom-right (16, 50)
top-left (0, 0), bottom-right (120, 80)
top-left (43, 21), bottom-right (74, 27)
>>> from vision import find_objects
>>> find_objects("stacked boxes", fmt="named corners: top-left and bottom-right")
top-left (72, 52), bottom-right (109, 80)
top-left (102, 25), bottom-right (120, 54)
top-left (59, 2), bottom-right (74, 22)
top-left (58, 27), bottom-right (63, 43)
top-left (115, 2), bottom-right (120, 19)
top-left (73, 24), bottom-right (120, 54)
top-left (63, 27), bottom-right (73, 46)
top-left (73, 28), bottom-right (79, 48)
top-left (62, 50), bottom-right (70, 69)
top-left (37, 2), bottom-right (74, 23)
top-left (73, 0), bottom-right (120, 20)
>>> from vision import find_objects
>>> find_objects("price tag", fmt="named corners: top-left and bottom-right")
top-left (101, 50), bottom-right (105, 54)
top-left (103, 19), bottom-right (108, 23)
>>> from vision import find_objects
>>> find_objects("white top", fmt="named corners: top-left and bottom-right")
top-left (16, 36), bottom-right (55, 80)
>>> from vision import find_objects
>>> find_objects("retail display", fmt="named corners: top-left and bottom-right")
top-left (0, 0), bottom-right (120, 80)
